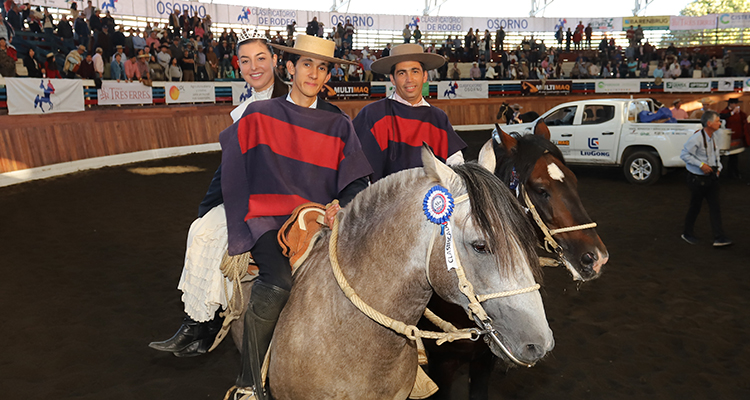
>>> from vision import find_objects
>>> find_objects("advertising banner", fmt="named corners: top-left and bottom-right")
top-left (165, 82), bottom-right (216, 104)
top-left (669, 15), bottom-right (717, 31)
top-left (744, 77), bottom-right (750, 93)
top-left (97, 82), bottom-right (153, 105)
top-left (622, 16), bottom-right (670, 30)
top-left (553, 17), bottom-right (622, 32)
top-left (437, 81), bottom-right (488, 99)
top-left (319, 82), bottom-right (371, 99)
top-left (5, 78), bottom-right (85, 116)
top-left (717, 78), bottom-right (735, 92)
top-left (594, 80), bottom-right (641, 93)
top-left (232, 81), bottom-right (253, 106)
top-left (717, 13), bottom-right (750, 29)
top-left (664, 79), bottom-right (712, 93)
top-left (520, 80), bottom-right (572, 95)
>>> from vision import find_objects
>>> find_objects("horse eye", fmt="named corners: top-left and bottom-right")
top-left (537, 188), bottom-right (551, 199)
top-left (472, 241), bottom-right (490, 254)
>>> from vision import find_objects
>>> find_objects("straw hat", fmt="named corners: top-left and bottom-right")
top-left (699, 97), bottom-right (714, 105)
top-left (271, 35), bottom-right (356, 65)
top-left (672, 99), bottom-right (682, 105)
top-left (78, 45), bottom-right (86, 52)
top-left (46, 52), bottom-right (54, 58)
top-left (370, 43), bottom-right (445, 74)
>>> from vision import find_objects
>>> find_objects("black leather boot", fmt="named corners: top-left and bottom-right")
top-left (148, 309), bottom-right (223, 354)
top-left (236, 281), bottom-right (290, 400)
top-left (173, 313), bottom-right (224, 357)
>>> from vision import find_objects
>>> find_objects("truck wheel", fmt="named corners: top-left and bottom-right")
top-left (623, 151), bottom-right (661, 185)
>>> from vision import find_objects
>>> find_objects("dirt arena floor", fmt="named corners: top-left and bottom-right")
top-left (2, 130), bottom-right (749, 399)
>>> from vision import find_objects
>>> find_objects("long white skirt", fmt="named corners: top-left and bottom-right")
top-left (177, 204), bottom-right (232, 322)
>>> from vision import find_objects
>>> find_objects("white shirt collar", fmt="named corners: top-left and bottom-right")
top-left (286, 93), bottom-right (318, 109)
top-left (389, 92), bottom-right (430, 108)
top-left (252, 84), bottom-right (274, 101)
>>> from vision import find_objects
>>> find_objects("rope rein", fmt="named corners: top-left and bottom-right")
top-left (329, 190), bottom-right (540, 366)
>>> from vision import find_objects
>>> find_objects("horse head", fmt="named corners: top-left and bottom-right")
top-left (421, 146), bottom-right (553, 367)
top-left (483, 121), bottom-right (608, 281)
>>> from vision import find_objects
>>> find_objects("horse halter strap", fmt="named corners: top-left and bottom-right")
top-left (520, 185), bottom-right (597, 256)
top-left (432, 192), bottom-right (541, 368)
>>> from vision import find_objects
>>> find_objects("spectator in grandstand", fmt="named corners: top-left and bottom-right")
top-left (77, 52), bottom-right (95, 79)
top-left (702, 61), bottom-right (714, 78)
top-left (305, 17), bottom-right (318, 36)
top-left (667, 58), bottom-right (681, 79)
top-left (83, 0), bottom-right (94, 21)
top-left (468, 61), bottom-right (480, 80)
top-left (96, 24), bottom-right (112, 58)
top-left (22, 47), bottom-right (42, 77)
top-left (0, 13), bottom-right (10, 43)
top-left (111, 44), bottom-right (125, 62)
top-left (92, 46), bottom-right (103, 79)
top-left (169, 36), bottom-right (182, 61)
top-left (584, 23), bottom-right (592, 49)
top-left (565, 27), bottom-right (572, 52)
top-left (169, 8), bottom-right (180, 39)
top-left (136, 53), bottom-right (150, 83)
top-left (63, 44), bottom-right (85, 78)
top-left (167, 56), bottom-right (181, 81)
top-left (156, 43), bottom-right (170, 69)
top-left (496, 26), bottom-right (505, 52)
top-left (43, 52), bottom-right (60, 78)
top-left (680, 56), bottom-right (692, 78)
top-left (102, 10), bottom-right (114, 31)
top-left (27, 8), bottom-right (43, 33)
top-left (149, 53), bottom-right (165, 81)
top-left (195, 44), bottom-right (208, 81)
top-left (402, 24), bottom-right (411, 43)
top-left (180, 48), bottom-right (194, 81)
top-left (7, 3), bottom-right (20, 32)
top-left (601, 61), bottom-right (612, 78)
top-left (626, 25), bottom-right (635, 46)
top-left (450, 61), bottom-right (460, 80)
top-left (330, 62), bottom-right (344, 81)
top-left (132, 29), bottom-right (147, 53)
top-left (123, 53), bottom-right (139, 81)
top-left (69, 1), bottom-right (79, 20)
top-left (635, 25), bottom-right (644, 46)
top-left (627, 57), bottom-right (637, 78)
top-left (362, 54), bottom-right (374, 82)
top-left (639, 59), bottom-right (649, 78)
top-left (41, 7), bottom-right (54, 35)
top-left (0, 36), bottom-right (16, 77)
top-left (382, 43), bottom-right (391, 58)
top-left (588, 61), bottom-right (600, 78)
top-left (146, 30), bottom-right (159, 50)
top-left (720, 98), bottom-right (748, 178)
top-left (57, 14), bottom-right (74, 47)
top-left (573, 25), bottom-right (583, 51)
top-left (413, 25), bottom-right (422, 43)
top-left (670, 100), bottom-right (689, 120)
top-left (206, 45), bottom-right (218, 80)
top-left (74, 14), bottom-right (89, 47)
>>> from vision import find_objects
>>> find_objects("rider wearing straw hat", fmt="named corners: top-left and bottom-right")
top-left (223, 35), bottom-right (371, 400)
top-left (350, 43), bottom-right (466, 185)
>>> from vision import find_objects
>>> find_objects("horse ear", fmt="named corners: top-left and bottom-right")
top-left (421, 143), bottom-right (457, 186)
top-left (494, 123), bottom-right (517, 154)
top-left (477, 139), bottom-right (496, 173)
top-left (534, 120), bottom-right (551, 141)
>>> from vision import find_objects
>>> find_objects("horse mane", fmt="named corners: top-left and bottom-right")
top-left (452, 163), bottom-right (541, 281)
top-left (496, 133), bottom-right (565, 190)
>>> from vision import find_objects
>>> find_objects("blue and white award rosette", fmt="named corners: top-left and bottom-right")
top-left (423, 185), bottom-right (460, 271)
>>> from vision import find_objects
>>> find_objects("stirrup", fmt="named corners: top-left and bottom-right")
top-left (223, 385), bottom-right (256, 400)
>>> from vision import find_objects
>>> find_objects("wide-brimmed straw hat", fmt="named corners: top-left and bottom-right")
top-left (699, 97), bottom-right (714, 105)
top-left (271, 35), bottom-right (356, 65)
top-left (370, 43), bottom-right (445, 74)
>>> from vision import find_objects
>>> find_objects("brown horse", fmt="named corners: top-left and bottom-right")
top-left (423, 122), bottom-right (608, 400)
top-left (260, 147), bottom-right (553, 399)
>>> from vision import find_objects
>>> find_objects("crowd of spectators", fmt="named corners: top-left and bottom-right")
top-left (2, 4), bottom-right (749, 83)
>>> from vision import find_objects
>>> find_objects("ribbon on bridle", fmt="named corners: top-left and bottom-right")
top-left (329, 185), bottom-right (542, 369)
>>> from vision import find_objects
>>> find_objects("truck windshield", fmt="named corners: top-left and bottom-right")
top-left (545, 106), bottom-right (578, 126)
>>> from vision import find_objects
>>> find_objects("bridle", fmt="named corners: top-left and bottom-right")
top-left (329, 185), bottom-right (542, 368)
top-left (492, 131), bottom-right (597, 261)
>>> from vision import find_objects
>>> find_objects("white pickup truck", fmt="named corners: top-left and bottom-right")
top-left (510, 98), bottom-right (734, 185)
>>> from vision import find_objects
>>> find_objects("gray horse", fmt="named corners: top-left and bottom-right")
top-left (257, 147), bottom-right (553, 399)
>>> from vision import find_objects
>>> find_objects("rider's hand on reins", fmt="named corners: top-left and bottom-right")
top-left (325, 200), bottom-right (341, 228)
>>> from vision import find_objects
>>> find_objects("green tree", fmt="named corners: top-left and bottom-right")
top-left (681, 0), bottom-right (750, 16)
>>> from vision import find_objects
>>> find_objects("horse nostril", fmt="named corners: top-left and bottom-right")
top-left (524, 343), bottom-right (545, 360)
top-left (580, 252), bottom-right (597, 267)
